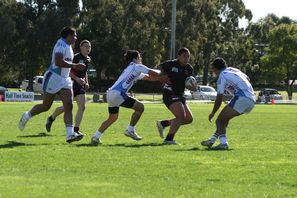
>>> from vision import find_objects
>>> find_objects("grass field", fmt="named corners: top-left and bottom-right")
top-left (0, 102), bottom-right (297, 197)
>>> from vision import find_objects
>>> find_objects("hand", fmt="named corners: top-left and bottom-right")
top-left (73, 63), bottom-right (86, 70)
top-left (84, 83), bottom-right (90, 90)
top-left (76, 78), bottom-right (86, 86)
top-left (208, 112), bottom-right (214, 122)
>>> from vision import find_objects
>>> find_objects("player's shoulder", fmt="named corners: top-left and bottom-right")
top-left (56, 38), bottom-right (68, 48)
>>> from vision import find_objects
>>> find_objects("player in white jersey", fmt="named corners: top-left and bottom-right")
top-left (18, 27), bottom-right (86, 143)
top-left (201, 57), bottom-right (256, 150)
top-left (90, 50), bottom-right (168, 145)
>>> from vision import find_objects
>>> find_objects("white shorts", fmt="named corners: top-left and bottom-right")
top-left (228, 96), bottom-right (255, 114)
top-left (42, 71), bottom-right (72, 94)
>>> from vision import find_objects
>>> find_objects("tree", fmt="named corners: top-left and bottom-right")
top-left (261, 24), bottom-right (297, 99)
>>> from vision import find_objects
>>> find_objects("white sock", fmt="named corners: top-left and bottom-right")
top-left (25, 111), bottom-right (32, 119)
top-left (127, 125), bottom-right (135, 132)
top-left (210, 135), bottom-right (217, 143)
top-left (220, 135), bottom-right (227, 144)
top-left (66, 125), bottom-right (73, 136)
top-left (95, 130), bottom-right (102, 139)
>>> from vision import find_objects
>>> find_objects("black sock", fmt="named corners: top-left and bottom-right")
top-left (165, 133), bottom-right (174, 141)
top-left (161, 120), bottom-right (170, 127)
top-left (49, 116), bottom-right (55, 122)
top-left (74, 127), bottom-right (79, 132)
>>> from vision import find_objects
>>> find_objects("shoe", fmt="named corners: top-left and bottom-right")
top-left (210, 143), bottom-right (229, 150)
top-left (124, 129), bottom-right (142, 141)
top-left (163, 140), bottom-right (178, 145)
top-left (91, 136), bottom-right (101, 146)
top-left (66, 133), bottom-right (84, 143)
top-left (74, 131), bottom-right (85, 141)
top-left (19, 112), bottom-right (29, 131)
top-left (201, 139), bottom-right (214, 148)
top-left (156, 121), bottom-right (165, 138)
top-left (45, 116), bottom-right (54, 132)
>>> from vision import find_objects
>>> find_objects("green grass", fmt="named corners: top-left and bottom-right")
top-left (0, 102), bottom-right (297, 197)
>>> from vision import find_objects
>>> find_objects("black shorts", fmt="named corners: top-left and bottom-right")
top-left (163, 89), bottom-right (185, 108)
top-left (73, 82), bottom-right (86, 97)
top-left (108, 96), bottom-right (136, 114)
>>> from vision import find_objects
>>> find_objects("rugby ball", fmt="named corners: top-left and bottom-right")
top-left (185, 76), bottom-right (197, 91)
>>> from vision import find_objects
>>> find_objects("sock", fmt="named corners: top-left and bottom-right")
top-left (66, 124), bottom-right (73, 136)
top-left (49, 116), bottom-right (55, 122)
top-left (220, 134), bottom-right (227, 144)
top-left (26, 111), bottom-right (32, 119)
top-left (74, 127), bottom-right (79, 132)
top-left (127, 125), bottom-right (135, 132)
top-left (210, 134), bottom-right (218, 143)
top-left (161, 120), bottom-right (170, 127)
top-left (165, 133), bottom-right (174, 141)
top-left (95, 130), bottom-right (102, 139)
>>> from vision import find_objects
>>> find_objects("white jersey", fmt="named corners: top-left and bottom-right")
top-left (49, 38), bottom-right (74, 78)
top-left (217, 67), bottom-right (256, 102)
top-left (109, 62), bottom-right (149, 93)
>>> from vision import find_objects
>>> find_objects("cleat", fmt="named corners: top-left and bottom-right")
top-left (45, 116), bottom-right (54, 132)
top-left (66, 133), bottom-right (84, 143)
top-left (124, 129), bottom-right (142, 141)
top-left (163, 140), bottom-right (178, 145)
top-left (19, 112), bottom-right (29, 131)
top-left (201, 139), bottom-right (214, 148)
top-left (210, 143), bottom-right (229, 150)
top-left (74, 131), bottom-right (85, 141)
top-left (90, 136), bottom-right (101, 146)
top-left (156, 121), bottom-right (165, 138)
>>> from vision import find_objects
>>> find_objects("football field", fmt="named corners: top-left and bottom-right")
top-left (0, 102), bottom-right (296, 197)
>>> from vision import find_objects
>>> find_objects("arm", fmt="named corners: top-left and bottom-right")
top-left (209, 94), bottom-right (223, 122)
top-left (69, 71), bottom-right (86, 86)
top-left (55, 53), bottom-right (85, 70)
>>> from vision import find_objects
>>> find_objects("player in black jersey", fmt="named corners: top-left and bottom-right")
top-left (155, 48), bottom-right (197, 144)
top-left (45, 40), bottom-right (91, 135)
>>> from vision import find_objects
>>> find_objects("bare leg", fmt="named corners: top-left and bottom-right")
top-left (165, 102), bottom-right (186, 141)
top-left (58, 88), bottom-right (73, 126)
top-left (129, 100), bottom-right (144, 127)
top-left (98, 113), bottom-right (118, 133)
top-left (51, 106), bottom-right (64, 119)
top-left (30, 92), bottom-right (55, 116)
top-left (74, 94), bottom-right (86, 128)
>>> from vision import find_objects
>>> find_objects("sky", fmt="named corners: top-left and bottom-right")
top-left (242, 0), bottom-right (297, 22)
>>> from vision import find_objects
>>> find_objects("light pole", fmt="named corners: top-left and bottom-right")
top-left (170, 0), bottom-right (176, 59)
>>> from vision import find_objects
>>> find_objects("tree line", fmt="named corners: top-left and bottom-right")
top-left (0, 0), bottom-right (296, 98)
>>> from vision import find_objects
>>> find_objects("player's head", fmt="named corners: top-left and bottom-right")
top-left (60, 26), bottom-right (77, 45)
top-left (212, 57), bottom-right (227, 75)
top-left (80, 40), bottom-right (91, 56)
top-left (125, 50), bottom-right (142, 64)
top-left (177, 47), bottom-right (190, 66)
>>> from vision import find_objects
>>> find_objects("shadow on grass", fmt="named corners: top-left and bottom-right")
top-left (76, 142), bottom-right (165, 148)
top-left (17, 132), bottom-right (51, 138)
top-left (0, 141), bottom-right (37, 149)
top-left (174, 147), bottom-right (234, 152)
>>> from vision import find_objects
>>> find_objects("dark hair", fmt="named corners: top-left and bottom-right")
top-left (60, 26), bottom-right (76, 39)
top-left (177, 47), bottom-right (190, 56)
top-left (125, 50), bottom-right (140, 64)
top-left (212, 57), bottom-right (227, 70)
top-left (80, 40), bottom-right (91, 47)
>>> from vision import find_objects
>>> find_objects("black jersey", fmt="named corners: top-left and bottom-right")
top-left (71, 53), bottom-right (91, 79)
top-left (71, 53), bottom-right (91, 95)
top-left (160, 60), bottom-right (193, 95)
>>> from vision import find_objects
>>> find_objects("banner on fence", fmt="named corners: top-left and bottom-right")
top-left (5, 91), bottom-right (34, 102)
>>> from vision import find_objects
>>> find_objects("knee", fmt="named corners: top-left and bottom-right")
top-left (79, 104), bottom-right (86, 112)
top-left (109, 115), bottom-right (118, 123)
top-left (136, 103), bottom-right (144, 114)
top-left (64, 101), bottom-right (73, 111)
top-left (184, 116), bottom-right (193, 124)
top-left (176, 113), bottom-right (186, 122)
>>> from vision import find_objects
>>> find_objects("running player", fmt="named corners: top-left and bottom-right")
top-left (45, 40), bottom-right (91, 135)
top-left (155, 47), bottom-right (197, 145)
top-left (18, 27), bottom-right (86, 143)
top-left (201, 57), bottom-right (256, 150)
top-left (90, 50), bottom-right (168, 145)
